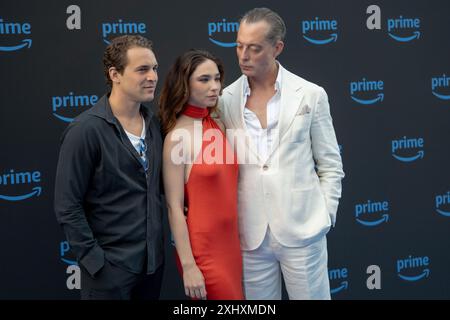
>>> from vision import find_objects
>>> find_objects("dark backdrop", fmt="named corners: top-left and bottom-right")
top-left (0, 0), bottom-right (449, 299)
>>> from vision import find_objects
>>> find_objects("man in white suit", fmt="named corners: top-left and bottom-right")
top-left (219, 8), bottom-right (344, 299)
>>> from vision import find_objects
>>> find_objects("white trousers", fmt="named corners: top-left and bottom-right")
top-left (242, 227), bottom-right (331, 300)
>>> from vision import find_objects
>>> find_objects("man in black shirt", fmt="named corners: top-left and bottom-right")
top-left (54, 35), bottom-right (164, 300)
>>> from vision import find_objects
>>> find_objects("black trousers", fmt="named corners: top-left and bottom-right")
top-left (80, 259), bottom-right (164, 300)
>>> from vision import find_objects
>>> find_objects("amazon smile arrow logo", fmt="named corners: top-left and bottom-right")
top-left (330, 281), bottom-right (348, 294)
top-left (398, 269), bottom-right (430, 281)
top-left (387, 16), bottom-right (421, 43)
top-left (432, 91), bottom-right (450, 100)
top-left (53, 114), bottom-right (74, 122)
top-left (388, 30), bottom-right (420, 42)
top-left (355, 200), bottom-right (390, 227)
top-left (436, 208), bottom-right (450, 217)
top-left (328, 268), bottom-right (349, 295)
top-left (431, 74), bottom-right (450, 100)
top-left (391, 137), bottom-right (424, 163)
top-left (351, 93), bottom-right (384, 105)
top-left (303, 33), bottom-right (337, 45)
top-left (0, 39), bottom-right (32, 52)
top-left (208, 19), bottom-right (239, 48)
top-left (435, 192), bottom-right (450, 217)
top-left (392, 150), bottom-right (424, 162)
top-left (301, 18), bottom-right (339, 46)
top-left (0, 169), bottom-right (42, 202)
top-left (61, 257), bottom-right (78, 265)
top-left (356, 213), bottom-right (389, 227)
top-left (208, 38), bottom-right (237, 47)
top-left (350, 79), bottom-right (384, 105)
top-left (397, 255), bottom-right (430, 283)
top-left (0, 186), bottom-right (41, 201)
top-left (51, 92), bottom-right (98, 122)
top-left (0, 18), bottom-right (32, 52)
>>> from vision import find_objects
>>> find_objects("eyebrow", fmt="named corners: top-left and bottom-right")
top-left (236, 42), bottom-right (262, 48)
top-left (134, 63), bottom-right (158, 70)
top-left (197, 73), bottom-right (221, 78)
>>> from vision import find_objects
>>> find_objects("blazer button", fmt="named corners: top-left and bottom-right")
top-left (262, 165), bottom-right (269, 171)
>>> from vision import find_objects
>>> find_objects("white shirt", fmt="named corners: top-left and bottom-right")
top-left (124, 117), bottom-right (147, 165)
top-left (242, 64), bottom-right (282, 162)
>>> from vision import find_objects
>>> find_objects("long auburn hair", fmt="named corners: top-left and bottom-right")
top-left (159, 49), bottom-right (225, 136)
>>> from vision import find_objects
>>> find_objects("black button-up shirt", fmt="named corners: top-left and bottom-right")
top-left (54, 94), bottom-right (164, 276)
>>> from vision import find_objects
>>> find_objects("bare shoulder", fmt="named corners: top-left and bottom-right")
top-left (169, 116), bottom-right (195, 134)
top-left (164, 117), bottom-right (194, 146)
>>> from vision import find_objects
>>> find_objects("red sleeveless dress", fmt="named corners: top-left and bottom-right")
top-left (176, 104), bottom-right (243, 300)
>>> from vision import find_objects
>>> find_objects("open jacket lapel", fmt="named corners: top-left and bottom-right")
top-left (266, 68), bottom-right (304, 161)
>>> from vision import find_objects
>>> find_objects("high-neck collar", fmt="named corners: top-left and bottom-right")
top-left (182, 104), bottom-right (210, 119)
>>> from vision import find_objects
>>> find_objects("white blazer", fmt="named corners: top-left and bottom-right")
top-left (219, 65), bottom-right (344, 250)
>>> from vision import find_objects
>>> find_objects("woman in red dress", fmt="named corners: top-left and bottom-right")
top-left (159, 50), bottom-right (243, 300)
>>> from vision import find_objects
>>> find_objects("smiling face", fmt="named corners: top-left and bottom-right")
top-left (236, 20), bottom-right (283, 81)
top-left (187, 59), bottom-right (221, 108)
top-left (112, 46), bottom-right (158, 103)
